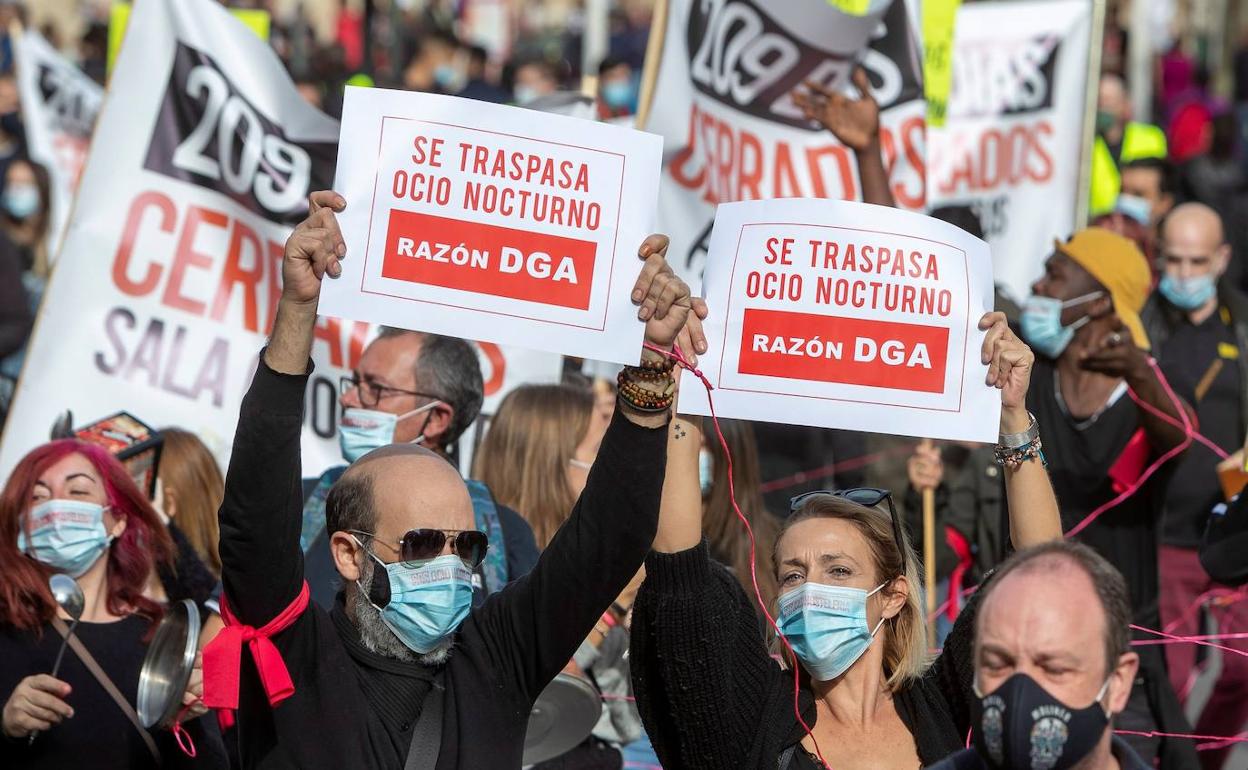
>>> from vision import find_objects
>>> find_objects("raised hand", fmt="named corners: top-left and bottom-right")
top-left (793, 67), bottom-right (881, 153)
top-left (1079, 316), bottom-right (1148, 381)
top-left (632, 234), bottom-right (706, 358)
top-left (980, 311), bottom-right (1034, 433)
top-left (281, 190), bottom-right (348, 306)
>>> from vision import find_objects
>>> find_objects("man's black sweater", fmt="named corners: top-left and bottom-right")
top-left (219, 358), bottom-right (667, 768)
top-left (631, 541), bottom-right (977, 769)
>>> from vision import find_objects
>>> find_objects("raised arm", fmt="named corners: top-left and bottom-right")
top-left (218, 191), bottom-right (346, 624)
top-left (793, 67), bottom-right (896, 208)
top-left (471, 236), bottom-right (710, 702)
top-left (1080, 315), bottom-right (1195, 453)
top-left (980, 311), bottom-right (1063, 547)
top-left (631, 383), bottom-right (801, 767)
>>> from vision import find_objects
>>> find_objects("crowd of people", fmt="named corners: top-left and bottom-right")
top-left (0, 1), bottom-right (1246, 769)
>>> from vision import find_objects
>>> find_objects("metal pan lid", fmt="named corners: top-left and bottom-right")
top-left (137, 599), bottom-right (200, 729)
top-left (522, 671), bottom-right (603, 765)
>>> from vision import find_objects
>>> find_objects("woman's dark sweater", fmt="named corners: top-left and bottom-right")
top-left (631, 540), bottom-right (978, 770)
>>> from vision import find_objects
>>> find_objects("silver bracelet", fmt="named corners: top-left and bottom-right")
top-left (998, 411), bottom-right (1039, 449)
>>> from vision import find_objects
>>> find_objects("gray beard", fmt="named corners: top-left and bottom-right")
top-left (351, 558), bottom-right (453, 666)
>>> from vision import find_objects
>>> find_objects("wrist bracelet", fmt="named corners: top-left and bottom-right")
top-left (998, 411), bottom-right (1039, 449)
top-left (993, 436), bottom-right (1046, 470)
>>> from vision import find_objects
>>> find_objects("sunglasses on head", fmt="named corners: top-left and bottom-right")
top-left (788, 487), bottom-right (908, 572)
top-left (349, 528), bottom-right (489, 569)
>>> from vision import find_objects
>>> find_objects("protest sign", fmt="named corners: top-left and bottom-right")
top-left (0, 0), bottom-right (351, 480)
top-left (927, 0), bottom-right (1092, 301)
top-left (321, 87), bottom-right (663, 364)
top-left (13, 29), bottom-right (104, 258)
top-left (107, 2), bottom-right (271, 77)
top-left (680, 198), bottom-right (999, 442)
top-left (644, 0), bottom-right (925, 281)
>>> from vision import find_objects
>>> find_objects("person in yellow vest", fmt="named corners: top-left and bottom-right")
top-left (1091, 73), bottom-right (1168, 217)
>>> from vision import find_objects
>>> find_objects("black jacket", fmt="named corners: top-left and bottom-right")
top-left (218, 355), bottom-right (667, 768)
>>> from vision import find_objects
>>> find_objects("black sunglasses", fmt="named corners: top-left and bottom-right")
top-left (349, 528), bottom-right (489, 569)
top-left (788, 488), bottom-right (908, 574)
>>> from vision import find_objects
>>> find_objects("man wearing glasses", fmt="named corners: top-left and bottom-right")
top-left (298, 327), bottom-right (540, 610)
top-left (204, 191), bottom-right (705, 770)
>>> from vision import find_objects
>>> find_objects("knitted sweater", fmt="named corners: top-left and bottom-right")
top-left (631, 541), bottom-right (978, 769)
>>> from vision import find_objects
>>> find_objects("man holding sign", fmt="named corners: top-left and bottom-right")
top-left (203, 190), bottom-right (704, 769)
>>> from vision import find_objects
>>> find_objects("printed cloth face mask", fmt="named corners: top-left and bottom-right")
top-left (1159, 273), bottom-right (1216, 310)
top-left (777, 581), bottom-right (887, 681)
top-left (972, 672), bottom-right (1111, 770)
top-left (356, 539), bottom-right (475, 654)
top-left (19, 499), bottom-right (114, 577)
top-left (339, 401), bottom-right (440, 463)
top-left (1020, 291), bottom-right (1104, 358)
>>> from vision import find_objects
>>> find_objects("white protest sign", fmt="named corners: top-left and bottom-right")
top-left (14, 29), bottom-right (104, 259)
top-left (928, 0), bottom-right (1091, 301)
top-left (680, 198), bottom-right (999, 442)
top-left (0, 0), bottom-right (353, 480)
top-left (322, 87), bottom-right (663, 364)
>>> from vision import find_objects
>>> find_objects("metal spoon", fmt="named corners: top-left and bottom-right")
top-left (29, 575), bottom-right (84, 744)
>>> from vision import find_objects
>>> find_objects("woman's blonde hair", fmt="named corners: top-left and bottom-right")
top-left (773, 495), bottom-right (930, 691)
top-left (471, 384), bottom-right (593, 549)
top-left (158, 429), bottom-right (224, 576)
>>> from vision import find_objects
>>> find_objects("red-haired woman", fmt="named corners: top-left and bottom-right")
top-left (0, 440), bottom-right (225, 768)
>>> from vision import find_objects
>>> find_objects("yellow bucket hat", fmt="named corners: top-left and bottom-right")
top-left (1054, 228), bottom-right (1151, 350)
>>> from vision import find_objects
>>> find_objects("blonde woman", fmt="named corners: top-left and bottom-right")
top-left (630, 313), bottom-right (1064, 770)
top-left (157, 429), bottom-right (224, 576)
top-left (472, 384), bottom-right (596, 549)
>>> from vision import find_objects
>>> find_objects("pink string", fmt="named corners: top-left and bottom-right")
top-left (1066, 358), bottom-right (1193, 538)
top-left (1195, 732), bottom-right (1248, 752)
top-left (171, 702), bottom-right (199, 758)
top-left (1129, 624), bottom-right (1248, 659)
top-left (1163, 586), bottom-right (1247, 633)
top-left (1132, 631), bottom-right (1248, 645)
top-left (1126, 388), bottom-right (1230, 460)
top-left (758, 444), bottom-right (915, 494)
top-left (1115, 729), bottom-right (1248, 745)
top-left (643, 342), bottom-right (833, 770)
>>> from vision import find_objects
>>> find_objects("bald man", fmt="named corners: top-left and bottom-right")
top-left (1142, 202), bottom-right (1248, 770)
top-left (924, 541), bottom-right (1149, 770)
top-left (206, 191), bottom-right (704, 769)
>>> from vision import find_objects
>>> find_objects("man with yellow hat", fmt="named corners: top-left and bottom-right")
top-left (1019, 226), bottom-right (1200, 770)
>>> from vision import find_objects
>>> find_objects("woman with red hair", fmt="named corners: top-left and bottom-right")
top-left (0, 440), bottom-right (225, 768)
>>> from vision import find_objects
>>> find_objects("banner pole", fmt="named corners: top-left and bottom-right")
top-left (1074, 0), bottom-right (1107, 227)
top-left (919, 438), bottom-right (937, 648)
top-left (634, 0), bottom-right (669, 131)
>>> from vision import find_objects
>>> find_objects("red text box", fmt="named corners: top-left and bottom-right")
top-left (381, 210), bottom-right (596, 310)
top-left (737, 308), bottom-right (949, 393)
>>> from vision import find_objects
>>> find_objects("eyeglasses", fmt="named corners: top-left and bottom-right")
top-left (340, 375), bottom-right (442, 409)
top-left (788, 487), bottom-right (908, 575)
top-left (349, 528), bottom-right (489, 569)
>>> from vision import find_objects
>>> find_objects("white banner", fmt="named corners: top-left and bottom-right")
top-left (680, 198), bottom-right (998, 443)
top-left (13, 30), bottom-right (104, 258)
top-left (0, 0), bottom-right (353, 479)
top-left (645, 0), bottom-right (926, 283)
top-left (322, 87), bottom-right (663, 364)
top-left (927, 0), bottom-right (1092, 302)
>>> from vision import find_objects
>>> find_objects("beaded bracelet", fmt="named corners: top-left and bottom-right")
top-left (617, 368), bottom-right (675, 412)
top-left (993, 436), bottom-right (1046, 470)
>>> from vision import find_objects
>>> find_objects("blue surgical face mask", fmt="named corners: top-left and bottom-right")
top-left (777, 581), bottom-right (887, 681)
top-left (601, 80), bottom-right (635, 110)
top-left (357, 543), bottom-right (475, 654)
top-left (1115, 193), bottom-right (1152, 225)
top-left (19, 499), bottom-right (113, 577)
top-left (339, 402), bottom-right (440, 463)
top-left (1159, 273), bottom-right (1217, 310)
top-left (1020, 291), bottom-right (1104, 359)
top-left (3, 184), bottom-right (39, 220)
top-left (514, 85), bottom-right (541, 106)
top-left (433, 64), bottom-right (459, 90)
top-left (698, 449), bottom-right (714, 496)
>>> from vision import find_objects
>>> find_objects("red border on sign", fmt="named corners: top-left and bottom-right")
top-left (715, 222), bottom-right (973, 414)
top-left (358, 116), bottom-right (628, 332)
